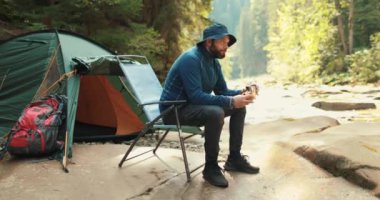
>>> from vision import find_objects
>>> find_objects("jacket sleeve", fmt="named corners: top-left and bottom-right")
top-left (213, 60), bottom-right (242, 96)
top-left (178, 55), bottom-right (232, 108)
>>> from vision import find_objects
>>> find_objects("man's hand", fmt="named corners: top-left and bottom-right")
top-left (232, 94), bottom-right (255, 108)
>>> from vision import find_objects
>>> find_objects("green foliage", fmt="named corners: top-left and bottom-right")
top-left (0, 0), bottom-right (143, 32)
top-left (0, 0), bottom-right (18, 21)
top-left (320, 32), bottom-right (380, 85)
top-left (219, 56), bottom-right (233, 80)
top-left (3, 0), bottom-right (377, 85)
top-left (353, 0), bottom-right (380, 49)
top-left (346, 32), bottom-right (380, 83)
top-left (236, 0), bottom-right (268, 78)
top-left (210, 0), bottom-right (249, 35)
top-left (319, 72), bottom-right (352, 85)
top-left (0, 0), bottom-right (213, 82)
top-left (318, 27), bottom-right (347, 79)
top-left (91, 27), bottom-right (129, 52)
top-left (211, 0), bottom-right (252, 79)
top-left (123, 24), bottom-right (168, 77)
top-left (0, 0), bottom-right (165, 73)
top-left (230, 0), bottom-right (380, 85)
top-left (45, 0), bottom-right (143, 34)
top-left (0, 0), bottom-right (46, 30)
top-left (144, 0), bottom-right (212, 76)
top-left (266, 0), bottom-right (336, 83)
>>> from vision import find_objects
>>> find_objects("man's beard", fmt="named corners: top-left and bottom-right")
top-left (209, 43), bottom-right (226, 59)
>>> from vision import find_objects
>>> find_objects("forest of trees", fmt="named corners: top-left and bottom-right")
top-left (0, 0), bottom-right (211, 80)
top-left (0, 0), bottom-right (379, 84)
top-left (235, 0), bottom-right (380, 84)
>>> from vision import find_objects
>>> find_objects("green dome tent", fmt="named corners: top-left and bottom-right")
top-left (0, 30), bottom-right (145, 159)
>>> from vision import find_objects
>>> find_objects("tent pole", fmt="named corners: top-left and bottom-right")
top-left (62, 130), bottom-right (69, 173)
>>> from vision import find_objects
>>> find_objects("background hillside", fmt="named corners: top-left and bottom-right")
top-left (1, 0), bottom-right (379, 84)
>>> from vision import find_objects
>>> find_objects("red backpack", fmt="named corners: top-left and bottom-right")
top-left (7, 95), bottom-right (67, 157)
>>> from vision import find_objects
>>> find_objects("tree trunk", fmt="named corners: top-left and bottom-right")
top-left (334, 0), bottom-right (349, 55)
top-left (142, 0), bottom-right (165, 26)
top-left (348, 0), bottom-right (354, 54)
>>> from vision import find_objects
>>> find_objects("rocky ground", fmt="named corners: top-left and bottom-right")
top-left (129, 79), bottom-right (380, 198)
top-left (237, 79), bottom-right (380, 198)
top-left (1, 79), bottom-right (380, 199)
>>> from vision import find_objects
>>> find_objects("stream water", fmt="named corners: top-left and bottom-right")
top-left (230, 78), bottom-right (380, 125)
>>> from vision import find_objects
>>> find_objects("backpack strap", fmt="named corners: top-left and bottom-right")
top-left (0, 131), bottom-right (12, 160)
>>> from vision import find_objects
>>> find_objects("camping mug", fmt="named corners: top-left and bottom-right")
top-left (244, 83), bottom-right (259, 97)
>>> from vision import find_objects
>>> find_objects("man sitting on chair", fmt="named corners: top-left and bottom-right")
top-left (159, 23), bottom-right (259, 188)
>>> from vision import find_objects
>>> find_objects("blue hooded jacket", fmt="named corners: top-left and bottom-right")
top-left (159, 45), bottom-right (241, 112)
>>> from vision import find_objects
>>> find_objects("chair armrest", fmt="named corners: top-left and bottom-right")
top-left (139, 100), bottom-right (187, 107)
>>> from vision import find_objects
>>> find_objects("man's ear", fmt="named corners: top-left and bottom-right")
top-left (204, 39), bottom-right (212, 48)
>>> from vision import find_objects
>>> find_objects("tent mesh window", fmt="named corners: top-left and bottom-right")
top-left (0, 69), bottom-right (9, 91)
top-left (34, 49), bottom-right (62, 100)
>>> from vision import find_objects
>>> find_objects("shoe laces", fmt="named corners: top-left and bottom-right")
top-left (206, 164), bottom-right (225, 175)
top-left (230, 154), bottom-right (250, 164)
top-left (240, 154), bottom-right (250, 163)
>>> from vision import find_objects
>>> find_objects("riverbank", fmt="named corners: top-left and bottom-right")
top-left (1, 79), bottom-right (380, 199)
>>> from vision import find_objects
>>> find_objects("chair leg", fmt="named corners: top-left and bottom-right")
top-left (118, 129), bottom-right (148, 167)
top-left (179, 136), bottom-right (191, 182)
top-left (153, 129), bottom-right (170, 154)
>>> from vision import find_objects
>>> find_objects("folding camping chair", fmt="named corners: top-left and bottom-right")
top-left (116, 55), bottom-right (204, 182)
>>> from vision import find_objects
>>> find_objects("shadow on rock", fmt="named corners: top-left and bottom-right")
top-left (295, 145), bottom-right (380, 194)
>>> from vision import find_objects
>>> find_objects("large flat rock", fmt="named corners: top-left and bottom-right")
top-left (1, 116), bottom-right (379, 199)
top-left (147, 143), bottom-right (376, 200)
top-left (221, 115), bottom-right (340, 150)
top-left (312, 101), bottom-right (376, 111)
top-left (223, 116), bottom-right (380, 198)
top-left (287, 122), bottom-right (380, 197)
top-left (0, 144), bottom-right (204, 200)
top-left (2, 142), bottom-right (374, 200)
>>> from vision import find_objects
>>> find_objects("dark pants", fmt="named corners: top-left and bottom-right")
top-left (163, 105), bottom-right (246, 165)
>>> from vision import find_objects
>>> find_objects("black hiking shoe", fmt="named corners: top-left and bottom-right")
top-left (202, 164), bottom-right (228, 188)
top-left (224, 154), bottom-right (260, 174)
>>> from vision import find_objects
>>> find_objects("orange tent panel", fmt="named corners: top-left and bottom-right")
top-left (76, 76), bottom-right (144, 135)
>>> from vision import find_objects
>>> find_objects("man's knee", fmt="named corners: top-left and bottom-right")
top-left (236, 107), bottom-right (246, 115)
top-left (228, 107), bottom-right (246, 122)
top-left (204, 106), bottom-right (225, 124)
